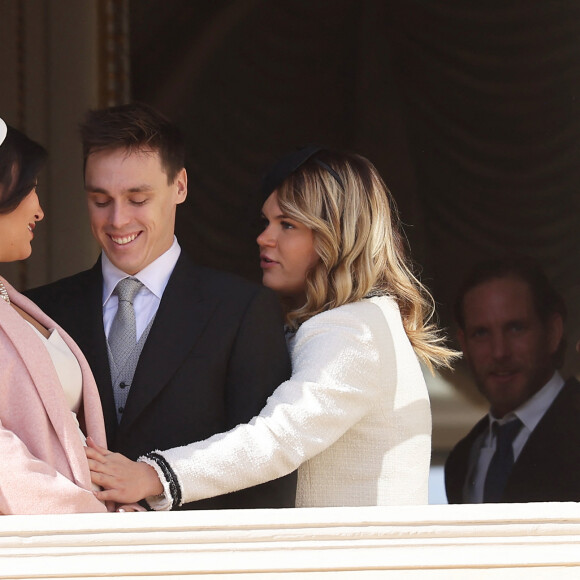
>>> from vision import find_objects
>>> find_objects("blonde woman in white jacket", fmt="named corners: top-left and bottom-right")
top-left (87, 146), bottom-right (458, 509)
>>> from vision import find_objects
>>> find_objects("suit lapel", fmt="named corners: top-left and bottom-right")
top-left (82, 264), bottom-right (118, 442)
top-left (117, 255), bottom-right (219, 437)
top-left (445, 416), bottom-right (487, 503)
top-left (58, 262), bottom-right (118, 442)
top-left (507, 378), bottom-right (579, 492)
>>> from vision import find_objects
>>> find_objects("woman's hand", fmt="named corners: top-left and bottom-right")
top-left (85, 437), bottom-right (164, 504)
top-left (116, 502), bottom-right (147, 512)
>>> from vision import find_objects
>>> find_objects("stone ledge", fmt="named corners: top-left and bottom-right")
top-left (1, 503), bottom-right (580, 578)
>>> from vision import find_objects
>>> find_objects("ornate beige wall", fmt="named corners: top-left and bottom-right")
top-left (0, 0), bottom-right (101, 289)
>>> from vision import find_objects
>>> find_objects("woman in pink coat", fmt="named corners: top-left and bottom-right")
top-left (0, 117), bottom-right (108, 514)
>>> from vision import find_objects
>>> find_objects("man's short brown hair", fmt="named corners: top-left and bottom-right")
top-left (80, 102), bottom-right (185, 183)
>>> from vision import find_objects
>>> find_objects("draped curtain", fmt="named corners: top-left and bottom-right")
top-left (129, 0), bottom-right (580, 377)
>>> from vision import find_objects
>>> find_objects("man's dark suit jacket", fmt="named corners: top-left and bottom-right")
top-left (445, 377), bottom-right (580, 504)
top-left (27, 252), bottom-right (297, 509)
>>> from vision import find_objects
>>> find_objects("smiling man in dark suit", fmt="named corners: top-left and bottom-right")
top-left (27, 103), bottom-right (296, 510)
top-left (445, 256), bottom-right (580, 504)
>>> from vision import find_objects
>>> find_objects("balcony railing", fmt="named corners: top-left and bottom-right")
top-left (1, 502), bottom-right (580, 578)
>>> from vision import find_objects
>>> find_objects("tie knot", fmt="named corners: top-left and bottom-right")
top-left (493, 418), bottom-right (522, 445)
top-left (114, 277), bottom-right (142, 304)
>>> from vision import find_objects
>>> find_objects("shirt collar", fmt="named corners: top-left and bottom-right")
top-left (101, 237), bottom-right (181, 305)
top-left (487, 371), bottom-right (565, 432)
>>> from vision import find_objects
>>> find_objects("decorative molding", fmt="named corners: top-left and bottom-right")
top-left (1, 503), bottom-right (580, 578)
top-left (97, 0), bottom-right (131, 107)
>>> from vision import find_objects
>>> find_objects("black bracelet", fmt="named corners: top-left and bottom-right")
top-left (143, 452), bottom-right (182, 510)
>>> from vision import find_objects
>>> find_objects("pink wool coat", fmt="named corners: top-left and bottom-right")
top-left (0, 277), bottom-right (107, 514)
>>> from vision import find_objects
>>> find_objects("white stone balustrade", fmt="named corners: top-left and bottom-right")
top-left (1, 503), bottom-right (580, 578)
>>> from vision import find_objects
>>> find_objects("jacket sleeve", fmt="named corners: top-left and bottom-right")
top-left (144, 301), bottom-right (385, 508)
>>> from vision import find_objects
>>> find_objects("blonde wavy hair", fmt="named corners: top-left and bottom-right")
top-left (272, 149), bottom-right (458, 372)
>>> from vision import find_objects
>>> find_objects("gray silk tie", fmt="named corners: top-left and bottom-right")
top-left (108, 277), bottom-right (143, 369)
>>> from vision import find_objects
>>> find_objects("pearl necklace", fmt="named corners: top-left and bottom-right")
top-left (0, 280), bottom-right (10, 304)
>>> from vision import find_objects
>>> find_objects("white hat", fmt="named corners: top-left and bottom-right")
top-left (0, 118), bottom-right (7, 147)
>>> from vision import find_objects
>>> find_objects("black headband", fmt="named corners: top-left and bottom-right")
top-left (261, 145), bottom-right (344, 199)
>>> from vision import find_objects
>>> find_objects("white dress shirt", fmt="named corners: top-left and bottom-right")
top-left (464, 371), bottom-right (565, 502)
top-left (102, 237), bottom-right (181, 341)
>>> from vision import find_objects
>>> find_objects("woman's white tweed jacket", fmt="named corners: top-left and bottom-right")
top-left (144, 295), bottom-right (432, 508)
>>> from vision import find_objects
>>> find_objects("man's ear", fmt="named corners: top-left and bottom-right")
top-left (546, 313), bottom-right (564, 355)
top-left (175, 168), bottom-right (187, 204)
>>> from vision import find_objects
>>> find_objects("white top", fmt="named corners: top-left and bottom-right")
top-left (27, 323), bottom-right (82, 414)
top-left (27, 322), bottom-right (102, 495)
top-left (102, 237), bottom-right (181, 341)
top-left (143, 295), bottom-right (432, 509)
top-left (464, 371), bottom-right (565, 503)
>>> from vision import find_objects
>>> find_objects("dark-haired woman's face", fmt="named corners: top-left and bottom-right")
top-left (257, 192), bottom-right (319, 304)
top-left (0, 188), bottom-right (44, 262)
